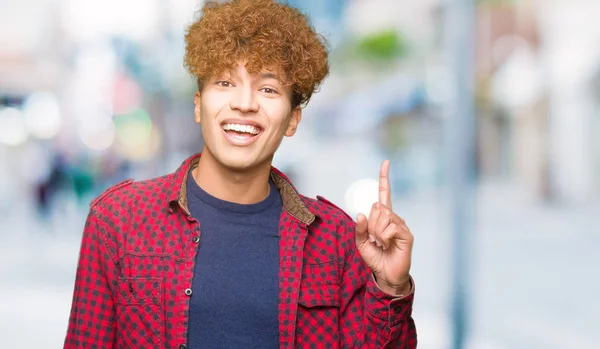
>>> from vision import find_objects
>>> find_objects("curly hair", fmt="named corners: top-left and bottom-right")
top-left (184, 0), bottom-right (330, 108)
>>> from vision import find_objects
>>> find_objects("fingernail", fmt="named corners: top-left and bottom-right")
top-left (369, 234), bottom-right (376, 243)
top-left (375, 240), bottom-right (382, 247)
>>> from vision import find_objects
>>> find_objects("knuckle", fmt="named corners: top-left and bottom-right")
top-left (383, 229), bottom-right (395, 240)
top-left (381, 217), bottom-right (392, 228)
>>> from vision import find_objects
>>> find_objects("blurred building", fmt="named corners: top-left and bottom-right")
top-left (475, 0), bottom-right (600, 203)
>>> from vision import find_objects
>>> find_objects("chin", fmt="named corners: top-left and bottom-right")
top-left (217, 152), bottom-right (263, 172)
top-left (204, 141), bottom-right (274, 173)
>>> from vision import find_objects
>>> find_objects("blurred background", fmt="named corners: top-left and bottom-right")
top-left (1, 0), bottom-right (599, 348)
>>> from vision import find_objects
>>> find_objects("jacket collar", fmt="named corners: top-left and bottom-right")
top-left (167, 153), bottom-right (315, 226)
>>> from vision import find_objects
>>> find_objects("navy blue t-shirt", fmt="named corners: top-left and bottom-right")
top-left (186, 171), bottom-right (282, 348)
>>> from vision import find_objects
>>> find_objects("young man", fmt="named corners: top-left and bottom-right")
top-left (64, 0), bottom-right (417, 348)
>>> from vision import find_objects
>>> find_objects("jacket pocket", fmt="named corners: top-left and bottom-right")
top-left (296, 284), bottom-right (340, 348)
top-left (298, 284), bottom-right (340, 308)
top-left (116, 277), bottom-right (164, 349)
top-left (301, 258), bottom-right (339, 286)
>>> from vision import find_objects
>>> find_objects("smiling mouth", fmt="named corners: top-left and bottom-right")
top-left (222, 123), bottom-right (261, 136)
top-left (221, 122), bottom-right (263, 145)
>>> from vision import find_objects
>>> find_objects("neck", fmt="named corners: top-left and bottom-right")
top-left (192, 150), bottom-right (272, 204)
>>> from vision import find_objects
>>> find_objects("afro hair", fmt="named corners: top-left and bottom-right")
top-left (184, 0), bottom-right (330, 108)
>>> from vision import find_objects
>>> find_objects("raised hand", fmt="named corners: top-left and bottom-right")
top-left (355, 160), bottom-right (414, 295)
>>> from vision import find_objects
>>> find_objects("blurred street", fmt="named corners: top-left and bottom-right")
top-left (1, 180), bottom-right (598, 349)
top-left (2, 0), bottom-right (600, 348)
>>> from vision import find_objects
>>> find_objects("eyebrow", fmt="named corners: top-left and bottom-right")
top-left (260, 72), bottom-right (283, 82)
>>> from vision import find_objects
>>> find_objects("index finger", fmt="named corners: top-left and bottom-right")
top-left (379, 159), bottom-right (392, 209)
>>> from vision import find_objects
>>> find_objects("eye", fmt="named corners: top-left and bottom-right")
top-left (260, 87), bottom-right (278, 94)
top-left (216, 81), bottom-right (233, 87)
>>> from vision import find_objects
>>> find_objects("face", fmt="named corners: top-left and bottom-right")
top-left (194, 63), bottom-right (301, 172)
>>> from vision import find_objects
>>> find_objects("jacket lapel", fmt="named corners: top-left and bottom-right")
top-left (277, 211), bottom-right (309, 349)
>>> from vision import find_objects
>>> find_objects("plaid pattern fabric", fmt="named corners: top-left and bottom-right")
top-left (64, 154), bottom-right (417, 349)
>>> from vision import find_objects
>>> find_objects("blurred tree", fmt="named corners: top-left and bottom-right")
top-left (355, 29), bottom-right (409, 62)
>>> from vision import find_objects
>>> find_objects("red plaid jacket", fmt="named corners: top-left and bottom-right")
top-left (64, 154), bottom-right (416, 348)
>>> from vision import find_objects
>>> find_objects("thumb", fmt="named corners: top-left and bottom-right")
top-left (355, 213), bottom-right (369, 244)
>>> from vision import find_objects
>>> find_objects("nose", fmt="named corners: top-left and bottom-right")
top-left (230, 85), bottom-right (259, 113)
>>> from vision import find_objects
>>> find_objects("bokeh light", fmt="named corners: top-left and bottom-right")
top-left (0, 107), bottom-right (29, 146)
top-left (344, 178), bottom-right (380, 217)
top-left (114, 108), bottom-right (160, 160)
top-left (22, 92), bottom-right (62, 140)
top-left (78, 113), bottom-right (116, 151)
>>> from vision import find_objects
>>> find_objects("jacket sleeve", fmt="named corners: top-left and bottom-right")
top-left (64, 206), bottom-right (119, 348)
top-left (338, 219), bottom-right (417, 348)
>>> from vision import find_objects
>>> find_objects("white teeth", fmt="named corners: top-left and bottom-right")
top-left (223, 123), bottom-right (259, 135)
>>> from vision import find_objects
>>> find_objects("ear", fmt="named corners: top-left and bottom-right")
top-left (285, 106), bottom-right (302, 137)
top-left (194, 91), bottom-right (202, 124)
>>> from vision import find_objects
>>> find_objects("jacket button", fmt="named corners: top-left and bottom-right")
top-left (192, 236), bottom-right (200, 244)
top-left (184, 288), bottom-right (192, 296)
top-left (179, 344), bottom-right (187, 349)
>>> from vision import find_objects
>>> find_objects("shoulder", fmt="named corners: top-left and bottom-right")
top-left (89, 178), bottom-right (134, 209)
top-left (301, 194), bottom-right (355, 227)
top-left (90, 173), bottom-right (174, 210)
top-left (301, 195), bottom-right (358, 261)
